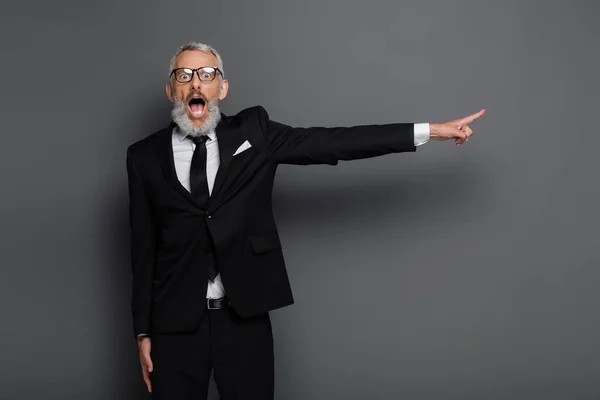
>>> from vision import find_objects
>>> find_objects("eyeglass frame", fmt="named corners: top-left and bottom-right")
top-left (169, 66), bottom-right (224, 83)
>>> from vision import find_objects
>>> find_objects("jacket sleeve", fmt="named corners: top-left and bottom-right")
top-left (256, 105), bottom-right (416, 165)
top-left (126, 148), bottom-right (157, 339)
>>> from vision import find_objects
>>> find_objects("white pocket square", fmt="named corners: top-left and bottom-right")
top-left (233, 140), bottom-right (252, 156)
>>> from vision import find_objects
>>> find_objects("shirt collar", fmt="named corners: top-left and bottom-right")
top-left (174, 126), bottom-right (217, 142)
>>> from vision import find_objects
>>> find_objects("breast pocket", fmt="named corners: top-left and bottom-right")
top-left (233, 146), bottom-right (257, 164)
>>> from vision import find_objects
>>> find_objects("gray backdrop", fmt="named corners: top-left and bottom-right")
top-left (1, 0), bottom-right (599, 399)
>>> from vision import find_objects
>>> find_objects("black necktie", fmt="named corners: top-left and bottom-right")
top-left (189, 135), bottom-right (211, 205)
top-left (188, 135), bottom-right (219, 281)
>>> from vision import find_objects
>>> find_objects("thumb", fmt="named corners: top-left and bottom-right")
top-left (144, 352), bottom-right (153, 372)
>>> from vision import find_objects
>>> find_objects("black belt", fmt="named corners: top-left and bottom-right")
top-left (206, 297), bottom-right (229, 310)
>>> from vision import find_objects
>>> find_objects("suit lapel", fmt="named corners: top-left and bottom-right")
top-left (209, 113), bottom-right (246, 206)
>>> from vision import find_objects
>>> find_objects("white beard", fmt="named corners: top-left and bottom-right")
top-left (171, 97), bottom-right (222, 138)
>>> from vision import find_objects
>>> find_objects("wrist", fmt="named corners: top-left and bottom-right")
top-left (429, 123), bottom-right (441, 139)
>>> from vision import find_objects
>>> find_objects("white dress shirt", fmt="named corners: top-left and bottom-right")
top-left (171, 123), bottom-right (430, 299)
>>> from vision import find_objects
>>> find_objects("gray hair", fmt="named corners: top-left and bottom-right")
top-left (168, 42), bottom-right (225, 78)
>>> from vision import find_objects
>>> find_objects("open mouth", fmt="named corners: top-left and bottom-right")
top-left (188, 97), bottom-right (206, 118)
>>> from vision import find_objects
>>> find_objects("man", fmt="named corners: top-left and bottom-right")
top-left (126, 42), bottom-right (485, 400)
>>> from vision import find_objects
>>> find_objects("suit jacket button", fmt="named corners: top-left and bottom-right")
top-left (205, 212), bottom-right (211, 219)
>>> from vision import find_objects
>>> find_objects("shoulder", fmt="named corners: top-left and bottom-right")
top-left (227, 105), bottom-right (270, 133)
top-left (127, 125), bottom-right (172, 159)
top-left (228, 105), bottom-right (269, 121)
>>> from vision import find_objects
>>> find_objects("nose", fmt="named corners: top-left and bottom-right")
top-left (190, 71), bottom-right (203, 90)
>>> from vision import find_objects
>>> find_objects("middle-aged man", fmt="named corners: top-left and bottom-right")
top-left (126, 42), bottom-right (485, 399)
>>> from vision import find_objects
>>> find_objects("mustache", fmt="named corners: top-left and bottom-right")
top-left (185, 91), bottom-right (207, 102)
top-left (173, 91), bottom-right (209, 104)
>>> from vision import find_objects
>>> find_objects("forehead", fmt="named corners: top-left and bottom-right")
top-left (173, 50), bottom-right (218, 69)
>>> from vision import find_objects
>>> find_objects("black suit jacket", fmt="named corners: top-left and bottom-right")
top-left (126, 105), bottom-right (417, 338)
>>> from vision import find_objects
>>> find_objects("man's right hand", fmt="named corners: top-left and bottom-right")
top-left (137, 337), bottom-right (153, 393)
top-left (429, 109), bottom-right (486, 146)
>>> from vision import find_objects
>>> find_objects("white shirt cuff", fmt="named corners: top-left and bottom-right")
top-left (414, 123), bottom-right (430, 146)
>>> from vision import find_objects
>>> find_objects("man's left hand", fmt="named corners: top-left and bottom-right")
top-left (430, 109), bottom-right (486, 146)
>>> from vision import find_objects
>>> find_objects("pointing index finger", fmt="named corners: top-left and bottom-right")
top-left (462, 108), bottom-right (486, 125)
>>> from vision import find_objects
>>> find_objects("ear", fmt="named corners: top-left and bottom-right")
top-left (165, 81), bottom-right (175, 102)
top-left (218, 79), bottom-right (229, 101)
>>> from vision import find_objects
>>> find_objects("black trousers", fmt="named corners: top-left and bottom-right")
top-left (150, 306), bottom-right (274, 400)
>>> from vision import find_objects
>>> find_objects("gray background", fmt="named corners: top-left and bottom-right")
top-left (1, 0), bottom-right (599, 399)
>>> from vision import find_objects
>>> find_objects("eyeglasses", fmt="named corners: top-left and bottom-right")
top-left (170, 66), bottom-right (223, 83)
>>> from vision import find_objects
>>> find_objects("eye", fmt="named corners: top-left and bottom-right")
top-left (176, 68), bottom-right (194, 81)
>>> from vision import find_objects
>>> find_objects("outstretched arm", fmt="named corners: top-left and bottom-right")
top-left (258, 106), bottom-right (486, 165)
